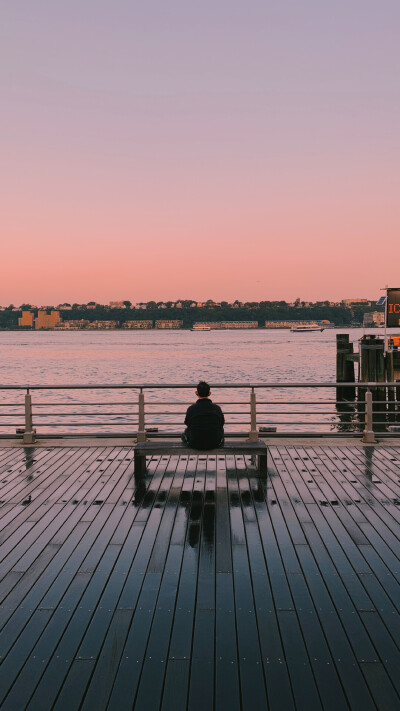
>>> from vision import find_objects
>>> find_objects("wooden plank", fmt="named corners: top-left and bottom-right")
top-left (295, 544), bottom-right (376, 709)
top-left (1, 444), bottom-right (400, 709)
top-left (161, 660), bottom-right (190, 711)
top-left (215, 572), bottom-right (240, 711)
top-left (167, 456), bottom-right (205, 662)
top-left (82, 458), bottom-right (188, 710)
top-left (106, 572), bottom-right (163, 710)
top-left (232, 543), bottom-right (268, 710)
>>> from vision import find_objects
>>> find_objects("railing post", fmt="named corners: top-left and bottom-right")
top-left (23, 389), bottom-right (36, 444)
top-left (248, 387), bottom-right (258, 441)
top-left (137, 389), bottom-right (147, 442)
top-left (362, 389), bottom-right (376, 444)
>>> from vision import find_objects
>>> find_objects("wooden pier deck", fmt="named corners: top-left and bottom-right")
top-left (0, 443), bottom-right (400, 710)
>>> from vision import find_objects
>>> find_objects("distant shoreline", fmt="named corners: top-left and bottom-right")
top-left (0, 326), bottom-right (364, 332)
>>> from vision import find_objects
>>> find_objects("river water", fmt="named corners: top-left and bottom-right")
top-left (0, 328), bottom-right (389, 435)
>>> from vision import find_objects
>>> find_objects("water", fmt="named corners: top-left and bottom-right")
top-left (0, 328), bottom-right (387, 434)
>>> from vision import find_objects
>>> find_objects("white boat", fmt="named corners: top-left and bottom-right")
top-left (291, 324), bottom-right (324, 332)
top-left (191, 323), bottom-right (211, 331)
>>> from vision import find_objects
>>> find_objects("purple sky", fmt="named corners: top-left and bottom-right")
top-left (1, 1), bottom-right (399, 304)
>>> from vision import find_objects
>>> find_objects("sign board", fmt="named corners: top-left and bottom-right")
top-left (386, 288), bottom-right (400, 327)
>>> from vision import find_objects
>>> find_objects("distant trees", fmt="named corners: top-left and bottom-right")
top-left (0, 299), bottom-right (383, 330)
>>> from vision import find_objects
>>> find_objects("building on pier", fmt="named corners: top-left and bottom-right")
top-left (123, 320), bottom-right (153, 329)
top-left (155, 320), bottom-right (183, 328)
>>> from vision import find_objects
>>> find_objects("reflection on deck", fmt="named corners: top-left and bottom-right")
top-left (0, 444), bottom-right (400, 709)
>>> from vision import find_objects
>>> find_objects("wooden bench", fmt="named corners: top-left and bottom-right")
top-left (134, 440), bottom-right (268, 476)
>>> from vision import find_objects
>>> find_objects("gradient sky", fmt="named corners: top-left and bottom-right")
top-left (1, 1), bottom-right (399, 304)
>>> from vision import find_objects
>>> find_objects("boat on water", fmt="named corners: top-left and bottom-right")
top-left (291, 324), bottom-right (324, 332)
top-left (191, 323), bottom-right (211, 331)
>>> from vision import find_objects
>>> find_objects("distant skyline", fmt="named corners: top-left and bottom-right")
top-left (2, 296), bottom-right (381, 308)
top-left (1, 1), bottom-right (399, 304)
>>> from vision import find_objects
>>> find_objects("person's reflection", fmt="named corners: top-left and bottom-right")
top-left (24, 447), bottom-right (36, 481)
top-left (363, 446), bottom-right (374, 481)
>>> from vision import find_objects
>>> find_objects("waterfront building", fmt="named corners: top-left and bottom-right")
top-left (363, 311), bottom-right (385, 327)
top-left (35, 310), bottom-right (61, 330)
top-left (18, 311), bottom-right (34, 328)
top-left (123, 320), bottom-right (153, 329)
top-left (87, 320), bottom-right (118, 329)
top-left (342, 298), bottom-right (370, 307)
top-left (192, 321), bottom-right (258, 329)
top-left (61, 319), bottom-right (90, 329)
top-left (219, 321), bottom-right (258, 329)
top-left (155, 320), bottom-right (183, 329)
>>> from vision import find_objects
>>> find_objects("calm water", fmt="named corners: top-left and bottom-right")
top-left (0, 328), bottom-right (387, 434)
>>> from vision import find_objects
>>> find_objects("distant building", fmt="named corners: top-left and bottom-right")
top-left (155, 320), bottom-right (183, 329)
top-left (363, 312), bottom-right (385, 327)
top-left (18, 311), bottom-right (35, 327)
top-left (87, 320), bottom-right (117, 329)
top-left (35, 310), bottom-right (61, 329)
top-left (220, 321), bottom-right (258, 328)
top-left (109, 301), bottom-right (125, 309)
top-left (62, 320), bottom-right (90, 329)
top-left (192, 321), bottom-right (258, 329)
top-left (123, 320), bottom-right (153, 329)
top-left (342, 299), bottom-right (370, 307)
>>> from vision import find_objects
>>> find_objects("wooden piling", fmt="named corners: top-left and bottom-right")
top-left (336, 334), bottom-right (355, 400)
top-left (386, 349), bottom-right (395, 419)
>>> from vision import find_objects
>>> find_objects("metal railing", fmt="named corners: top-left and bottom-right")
top-left (1, 382), bottom-right (400, 444)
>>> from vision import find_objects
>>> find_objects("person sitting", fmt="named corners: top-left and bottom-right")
top-left (182, 381), bottom-right (225, 450)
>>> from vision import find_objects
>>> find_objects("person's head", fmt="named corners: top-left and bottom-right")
top-left (196, 381), bottom-right (211, 399)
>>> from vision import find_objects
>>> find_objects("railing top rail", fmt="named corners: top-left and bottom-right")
top-left (0, 382), bottom-right (397, 391)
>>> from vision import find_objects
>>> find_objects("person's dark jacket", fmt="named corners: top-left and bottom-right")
top-left (184, 398), bottom-right (225, 450)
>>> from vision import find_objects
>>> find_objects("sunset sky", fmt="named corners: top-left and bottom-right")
top-left (1, 1), bottom-right (399, 305)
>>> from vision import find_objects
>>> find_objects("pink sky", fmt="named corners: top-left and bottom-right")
top-left (1, 1), bottom-right (399, 305)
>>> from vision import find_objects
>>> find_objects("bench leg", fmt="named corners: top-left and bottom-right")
top-left (134, 451), bottom-right (147, 478)
top-left (258, 453), bottom-right (268, 476)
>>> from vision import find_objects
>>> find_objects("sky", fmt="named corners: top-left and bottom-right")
top-left (1, 1), bottom-right (399, 305)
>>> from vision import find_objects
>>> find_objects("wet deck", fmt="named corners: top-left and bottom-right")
top-left (0, 444), bottom-right (400, 710)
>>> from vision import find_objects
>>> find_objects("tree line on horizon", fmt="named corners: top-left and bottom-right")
top-left (0, 301), bottom-right (383, 328)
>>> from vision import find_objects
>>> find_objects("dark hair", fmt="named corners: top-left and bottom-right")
top-left (197, 381), bottom-right (210, 397)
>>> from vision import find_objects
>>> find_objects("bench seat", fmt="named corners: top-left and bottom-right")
top-left (134, 440), bottom-right (268, 476)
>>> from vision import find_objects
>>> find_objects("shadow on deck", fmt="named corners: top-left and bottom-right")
top-left (0, 444), bottom-right (400, 710)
